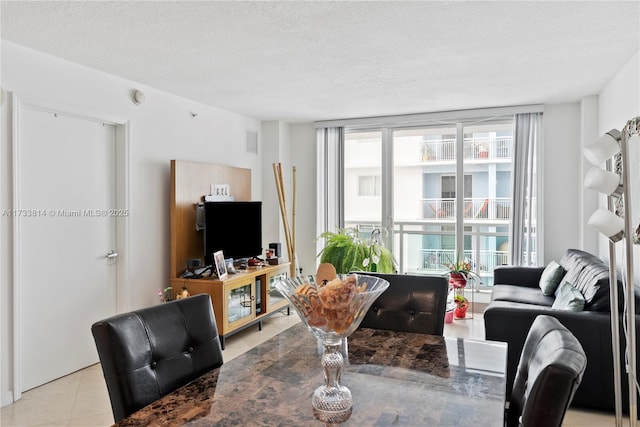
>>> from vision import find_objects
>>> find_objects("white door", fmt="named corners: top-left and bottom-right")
top-left (17, 107), bottom-right (117, 391)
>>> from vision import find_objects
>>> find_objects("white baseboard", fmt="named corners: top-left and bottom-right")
top-left (1, 391), bottom-right (14, 407)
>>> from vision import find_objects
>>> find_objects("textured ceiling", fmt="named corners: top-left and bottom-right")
top-left (2, 1), bottom-right (639, 123)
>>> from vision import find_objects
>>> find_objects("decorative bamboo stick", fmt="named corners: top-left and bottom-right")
top-left (277, 163), bottom-right (292, 266)
top-left (272, 163), bottom-right (295, 277)
top-left (272, 163), bottom-right (291, 254)
top-left (292, 166), bottom-right (297, 267)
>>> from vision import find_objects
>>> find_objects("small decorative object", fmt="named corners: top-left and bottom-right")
top-left (318, 228), bottom-right (396, 274)
top-left (444, 308), bottom-right (454, 324)
top-left (213, 250), bottom-right (228, 279)
top-left (454, 294), bottom-right (469, 319)
top-left (247, 257), bottom-right (263, 267)
top-left (274, 264), bottom-right (389, 425)
top-left (267, 257), bottom-right (282, 266)
top-left (176, 287), bottom-right (190, 300)
top-left (226, 260), bottom-right (237, 274)
top-left (158, 286), bottom-right (173, 302)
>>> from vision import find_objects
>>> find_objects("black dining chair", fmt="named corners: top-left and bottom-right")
top-left (506, 315), bottom-right (587, 427)
top-left (91, 294), bottom-right (224, 423)
top-left (355, 272), bottom-right (449, 335)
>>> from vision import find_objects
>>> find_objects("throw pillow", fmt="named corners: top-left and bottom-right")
top-left (552, 282), bottom-right (585, 311)
top-left (539, 260), bottom-right (565, 296)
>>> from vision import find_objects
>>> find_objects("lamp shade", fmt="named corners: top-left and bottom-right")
top-left (587, 208), bottom-right (624, 242)
top-left (584, 167), bottom-right (623, 196)
top-left (584, 130), bottom-right (621, 165)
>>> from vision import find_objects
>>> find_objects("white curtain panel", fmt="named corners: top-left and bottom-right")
top-left (316, 127), bottom-right (344, 258)
top-left (509, 113), bottom-right (542, 266)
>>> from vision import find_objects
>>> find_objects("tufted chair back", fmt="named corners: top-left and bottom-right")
top-left (91, 294), bottom-right (223, 422)
top-left (356, 273), bottom-right (449, 335)
top-left (507, 315), bottom-right (586, 427)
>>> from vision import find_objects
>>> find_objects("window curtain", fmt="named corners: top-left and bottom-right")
top-left (509, 113), bottom-right (542, 266)
top-left (316, 127), bottom-right (344, 258)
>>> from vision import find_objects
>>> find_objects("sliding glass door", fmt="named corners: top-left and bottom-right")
top-left (460, 121), bottom-right (513, 286)
top-left (343, 117), bottom-right (515, 287)
top-left (392, 126), bottom-right (458, 278)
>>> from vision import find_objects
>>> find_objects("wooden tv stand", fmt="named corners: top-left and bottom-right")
top-left (169, 160), bottom-right (291, 349)
top-left (170, 263), bottom-right (290, 349)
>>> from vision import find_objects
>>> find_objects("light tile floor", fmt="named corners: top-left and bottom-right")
top-left (0, 310), bottom-right (617, 426)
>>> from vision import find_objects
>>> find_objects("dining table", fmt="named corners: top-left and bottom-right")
top-left (115, 322), bottom-right (508, 426)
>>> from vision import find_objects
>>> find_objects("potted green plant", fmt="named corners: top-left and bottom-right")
top-left (453, 294), bottom-right (469, 319)
top-left (317, 228), bottom-right (396, 274)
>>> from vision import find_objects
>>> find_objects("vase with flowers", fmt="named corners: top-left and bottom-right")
top-left (444, 258), bottom-right (480, 289)
top-left (444, 257), bottom-right (480, 320)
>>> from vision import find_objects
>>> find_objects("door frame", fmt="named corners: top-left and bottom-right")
top-left (11, 93), bottom-right (130, 400)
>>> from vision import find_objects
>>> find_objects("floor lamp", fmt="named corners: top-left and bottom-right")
top-left (584, 117), bottom-right (640, 427)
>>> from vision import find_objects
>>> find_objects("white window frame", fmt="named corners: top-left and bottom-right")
top-left (317, 104), bottom-right (544, 273)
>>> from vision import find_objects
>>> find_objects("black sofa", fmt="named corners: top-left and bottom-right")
top-left (484, 248), bottom-right (637, 413)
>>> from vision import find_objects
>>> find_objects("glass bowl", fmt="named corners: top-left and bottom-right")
top-left (274, 273), bottom-right (389, 424)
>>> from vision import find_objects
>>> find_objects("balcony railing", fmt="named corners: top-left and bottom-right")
top-left (421, 136), bottom-right (513, 162)
top-left (422, 197), bottom-right (511, 221)
top-left (342, 219), bottom-right (525, 287)
top-left (420, 249), bottom-right (509, 283)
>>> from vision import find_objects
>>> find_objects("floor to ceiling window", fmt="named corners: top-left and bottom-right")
top-left (343, 130), bottom-right (382, 242)
top-left (343, 116), bottom-right (517, 287)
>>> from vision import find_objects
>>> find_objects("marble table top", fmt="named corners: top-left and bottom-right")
top-left (115, 323), bottom-right (507, 426)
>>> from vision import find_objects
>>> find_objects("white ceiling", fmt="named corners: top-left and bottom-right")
top-left (2, 1), bottom-right (639, 123)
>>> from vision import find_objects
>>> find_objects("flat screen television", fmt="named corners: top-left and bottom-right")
top-left (204, 201), bottom-right (262, 265)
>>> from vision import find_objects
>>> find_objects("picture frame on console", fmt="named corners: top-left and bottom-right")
top-left (213, 250), bottom-right (228, 280)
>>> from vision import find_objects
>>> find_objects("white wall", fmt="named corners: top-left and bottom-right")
top-left (261, 119), bottom-right (311, 273)
top-left (597, 51), bottom-right (640, 284)
top-left (261, 121), bottom-right (289, 259)
top-left (0, 41), bottom-right (262, 404)
top-left (542, 103), bottom-right (583, 263)
top-left (540, 50), bottom-right (639, 266)
top-left (260, 121), bottom-right (316, 277)
top-left (599, 52), bottom-right (640, 138)
top-left (579, 95), bottom-right (600, 254)
top-left (290, 122), bottom-right (317, 276)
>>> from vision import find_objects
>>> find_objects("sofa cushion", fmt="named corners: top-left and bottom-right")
top-left (558, 249), bottom-right (613, 311)
top-left (491, 285), bottom-right (555, 307)
top-left (539, 260), bottom-right (565, 295)
top-left (552, 282), bottom-right (585, 311)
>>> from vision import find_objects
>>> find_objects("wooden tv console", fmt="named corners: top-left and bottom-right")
top-left (170, 158), bottom-right (291, 350)
top-left (170, 263), bottom-right (290, 349)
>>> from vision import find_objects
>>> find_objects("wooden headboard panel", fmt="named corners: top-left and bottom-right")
top-left (170, 160), bottom-right (251, 278)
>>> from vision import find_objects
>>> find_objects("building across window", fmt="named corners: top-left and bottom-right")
top-left (358, 175), bottom-right (381, 197)
top-left (344, 117), bottom-right (517, 287)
